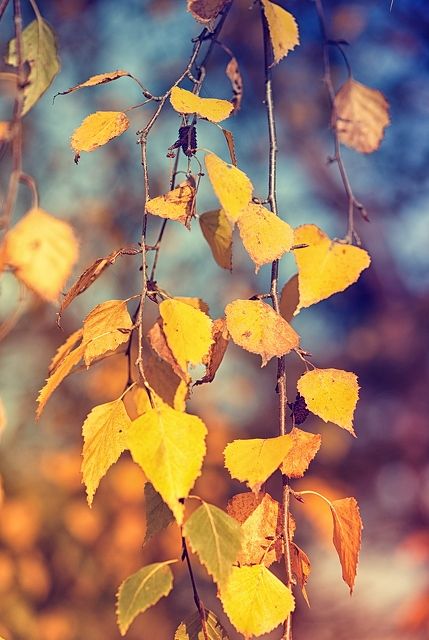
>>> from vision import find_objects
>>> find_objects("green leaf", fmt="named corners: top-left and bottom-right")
top-left (116, 561), bottom-right (175, 635)
top-left (144, 482), bottom-right (175, 545)
top-left (183, 501), bottom-right (241, 587)
top-left (175, 609), bottom-right (229, 640)
top-left (7, 18), bottom-right (60, 115)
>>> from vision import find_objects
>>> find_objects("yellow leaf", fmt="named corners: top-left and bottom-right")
top-left (224, 435), bottom-right (293, 491)
top-left (48, 328), bottom-right (83, 374)
top-left (71, 111), bottom-right (129, 158)
top-left (334, 79), bottom-right (390, 153)
top-left (170, 86), bottom-right (233, 123)
top-left (199, 209), bottom-right (233, 270)
top-left (159, 298), bottom-right (213, 375)
top-left (187, 0), bottom-right (229, 24)
top-left (290, 542), bottom-right (311, 606)
top-left (3, 208), bottom-right (79, 302)
top-left (225, 299), bottom-right (299, 366)
top-left (205, 153), bottom-right (253, 222)
top-left (280, 427), bottom-right (321, 478)
top-left (297, 368), bottom-right (359, 435)
top-left (146, 179), bottom-right (196, 228)
top-left (330, 497), bottom-right (362, 593)
top-left (127, 405), bottom-right (207, 523)
top-left (175, 296), bottom-right (210, 315)
top-left (82, 400), bottom-right (132, 506)
top-left (293, 225), bottom-right (371, 312)
top-left (37, 343), bottom-right (85, 418)
top-left (261, 0), bottom-right (299, 64)
top-left (237, 202), bottom-right (294, 272)
top-left (279, 273), bottom-right (299, 322)
top-left (55, 70), bottom-right (130, 98)
top-left (219, 564), bottom-right (295, 636)
top-left (83, 299), bottom-right (132, 367)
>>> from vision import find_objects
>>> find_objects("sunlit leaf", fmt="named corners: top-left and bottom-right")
top-left (71, 111), bottom-right (129, 160)
top-left (237, 203), bottom-right (294, 272)
top-left (170, 87), bottom-right (233, 123)
top-left (225, 299), bottom-right (299, 366)
top-left (143, 483), bottom-right (175, 545)
top-left (3, 208), bottom-right (79, 302)
top-left (334, 79), bottom-right (390, 153)
top-left (205, 153), bottom-right (253, 222)
top-left (219, 564), bottom-right (295, 636)
top-left (48, 328), bottom-right (83, 374)
top-left (146, 179), bottom-right (196, 228)
top-left (82, 299), bottom-right (132, 367)
top-left (261, 0), bottom-right (299, 64)
top-left (297, 368), bottom-right (359, 435)
top-left (199, 209), bottom-right (233, 270)
top-left (175, 609), bottom-right (229, 640)
top-left (184, 500), bottom-right (242, 586)
top-left (116, 561), bottom-right (175, 635)
top-left (37, 343), bottom-right (84, 418)
top-left (195, 318), bottom-right (229, 385)
top-left (82, 399), bottom-right (132, 506)
top-left (55, 69), bottom-right (130, 98)
top-left (280, 427), bottom-right (321, 478)
top-left (330, 497), bottom-right (362, 593)
top-left (224, 436), bottom-right (293, 491)
top-left (293, 225), bottom-right (371, 312)
top-left (127, 405), bottom-right (207, 523)
top-left (7, 18), bottom-right (60, 114)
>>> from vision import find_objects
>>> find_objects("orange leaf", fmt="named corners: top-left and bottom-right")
top-left (281, 427), bottom-right (321, 478)
top-left (330, 497), bottom-right (362, 593)
top-left (48, 328), bottom-right (83, 375)
top-left (82, 300), bottom-right (132, 367)
top-left (146, 179), bottom-right (196, 228)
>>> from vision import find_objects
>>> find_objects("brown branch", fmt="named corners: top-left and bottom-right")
top-left (182, 535), bottom-right (209, 640)
top-left (260, 5), bottom-right (293, 640)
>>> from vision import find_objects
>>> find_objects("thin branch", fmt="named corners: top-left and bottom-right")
top-left (0, 0), bottom-right (10, 21)
top-left (19, 172), bottom-right (39, 208)
top-left (260, 5), bottom-right (293, 640)
top-left (182, 536), bottom-right (209, 640)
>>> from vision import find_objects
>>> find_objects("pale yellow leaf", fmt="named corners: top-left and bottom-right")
top-left (159, 298), bottom-right (213, 375)
top-left (205, 153), bottom-right (253, 222)
top-left (261, 0), bottom-right (299, 64)
top-left (280, 427), bottom-right (321, 478)
top-left (219, 564), bottom-right (295, 636)
top-left (82, 400), bottom-right (132, 506)
top-left (83, 299), bottom-right (132, 367)
top-left (3, 208), bottom-right (79, 302)
top-left (224, 435), bottom-right (293, 491)
top-left (199, 209), bottom-right (233, 270)
top-left (37, 344), bottom-right (85, 418)
top-left (293, 225), bottom-right (371, 312)
top-left (225, 299), bottom-right (299, 366)
top-left (297, 368), bottom-right (359, 435)
top-left (71, 111), bottom-right (129, 158)
top-left (170, 87), bottom-right (233, 123)
top-left (146, 179), bottom-right (196, 228)
top-left (334, 79), bottom-right (390, 153)
top-left (237, 202), bottom-right (294, 272)
top-left (330, 497), bottom-right (362, 593)
top-left (127, 405), bottom-right (207, 523)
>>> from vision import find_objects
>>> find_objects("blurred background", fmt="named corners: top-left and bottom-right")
top-left (1, 0), bottom-right (429, 638)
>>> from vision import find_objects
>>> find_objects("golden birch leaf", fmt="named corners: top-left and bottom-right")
top-left (334, 79), bottom-right (390, 153)
top-left (227, 492), bottom-right (283, 567)
top-left (290, 542), bottom-right (311, 606)
top-left (279, 273), bottom-right (299, 322)
top-left (261, 0), bottom-right (299, 64)
top-left (199, 209), bottom-right (233, 270)
top-left (82, 399), bottom-right (132, 506)
top-left (159, 299), bottom-right (213, 375)
top-left (195, 318), bottom-right (229, 385)
top-left (83, 299), bottom-right (132, 367)
top-left (237, 203), bottom-right (294, 272)
top-left (280, 427), bottom-right (322, 478)
top-left (143, 483), bottom-right (174, 545)
top-left (183, 501), bottom-right (242, 587)
top-left (146, 180), bottom-right (196, 228)
top-left (116, 561), bottom-right (175, 635)
top-left (175, 609), bottom-right (229, 640)
top-left (297, 368), bottom-right (359, 435)
top-left (205, 153), bottom-right (253, 222)
top-left (37, 344), bottom-right (84, 418)
top-left (3, 208), bottom-right (79, 302)
top-left (71, 111), bottom-right (129, 158)
top-left (7, 18), bottom-right (60, 115)
top-left (293, 225), bottom-right (371, 312)
top-left (170, 87), bottom-right (233, 123)
top-left (176, 296), bottom-right (210, 315)
top-left (219, 564), bottom-right (295, 637)
top-left (330, 497), bottom-right (362, 593)
top-left (127, 405), bottom-right (207, 524)
top-left (224, 436), bottom-right (293, 491)
top-left (55, 70), bottom-right (130, 98)
top-left (48, 328), bottom-right (83, 374)
top-left (225, 299), bottom-right (299, 366)
top-left (187, 0), bottom-right (229, 24)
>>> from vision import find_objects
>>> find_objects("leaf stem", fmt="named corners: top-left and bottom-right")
top-left (181, 535), bottom-right (209, 640)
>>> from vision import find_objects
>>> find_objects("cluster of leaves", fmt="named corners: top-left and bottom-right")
top-left (0, 0), bottom-right (391, 639)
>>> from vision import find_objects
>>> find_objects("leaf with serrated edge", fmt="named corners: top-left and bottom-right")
top-left (170, 87), bottom-right (233, 123)
top-left (261, 0), bottom-right (299, 64)
top-left (82, 400), bottom-right (132, 506)
top-left (48, 328), bottom-right (83, 374)
top-left (297, 368), bottom-right (359, 435)
top-left (205, 153), bottom-right (253, 222)
top-left (71, 111), bottom-right (129, 157)
top-left (225, 299), bottom-right (299, 366)
top-left (281, 427), bottom-right (321, 478)
top-left (184, 501), bottom-right (241, 587)
top-left (219, 564), bottom-right (295, 637)
top-left (116, 561), bottom-right (175, 635)
top-left (37, 344), bottom-right (84, 418)
top-left (175, 609), bottom-right (229, 640)
top-left (330, 497), bottom-right (362, 593)
top-left (127, 405), bottom-right (207, 523)
top-left (144, 483), bottom-right (174, 544)
top-left (199, 210), bottom-right (233, 270)
top-left (224, 435), bottom-right (293, 490)
top-left (83, 299), bottom-right (132, 367)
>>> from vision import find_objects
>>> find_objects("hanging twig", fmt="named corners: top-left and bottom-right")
top-left (182, 535), bottom-right (209, 640)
